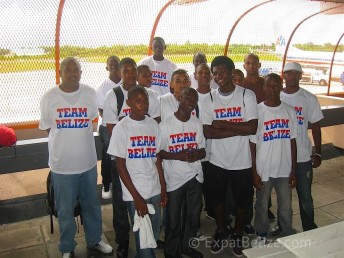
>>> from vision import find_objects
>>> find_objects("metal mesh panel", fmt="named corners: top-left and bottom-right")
top-left (0, 0), bottom-right (343, 127)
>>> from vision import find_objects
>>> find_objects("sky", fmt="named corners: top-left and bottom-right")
top-left (0, 0), bottom-right (344, 51)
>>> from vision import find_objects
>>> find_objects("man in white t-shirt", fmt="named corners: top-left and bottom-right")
top-left (202, 56), bottom-right (258, 257)
top-left (251, 73), bottom-right (298, 245)
top-left (103, 57), bottom-right (161, 258)
top-left (190, 52), bottom-right (218, 90)
top-left (39, 57), bottom-right (112, 258)
top-left (96, 56), bottom-right (122, 200)
top-left (271, 62), bottom-right (323, 234)
top-left (138, 37), bottom-right (177, 96)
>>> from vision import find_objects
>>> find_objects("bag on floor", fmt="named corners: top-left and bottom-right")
top-left (46, 171), bottom-right (83, 233)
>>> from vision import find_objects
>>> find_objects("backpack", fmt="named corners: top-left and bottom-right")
top-left (0, 125), bottom-right (17, 157)
top-left (46, 171), bottom-right (83, 233)
top-left (113, 86), bottom-right (124, 116)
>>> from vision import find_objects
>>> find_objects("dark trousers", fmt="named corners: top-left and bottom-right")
top-left (99, 125), bottom-right (112, 188)
top-left (164, 177), bottom-right (202, 258)
top-left (111, 159), bottom-right (130, 244)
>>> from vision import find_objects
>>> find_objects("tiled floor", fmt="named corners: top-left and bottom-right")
top-left (0, 156), bottom-right (343, 258)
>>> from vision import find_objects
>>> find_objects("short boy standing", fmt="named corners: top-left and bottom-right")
top-left (160, 87), bottom-right (206, 258)
top-left (251, 73), bottom-right (297, 244)
top-left (107, 86), bottom-right (167, 258)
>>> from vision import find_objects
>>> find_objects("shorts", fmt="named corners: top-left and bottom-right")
top-left (206, 162), bottom-right (253, 209)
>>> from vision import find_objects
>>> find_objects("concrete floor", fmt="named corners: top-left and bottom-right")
top-left (0, 156), bottom-right (343, 258)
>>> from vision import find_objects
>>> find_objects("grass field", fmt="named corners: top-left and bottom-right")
top-left (0, 52), bottom-right (281, 73)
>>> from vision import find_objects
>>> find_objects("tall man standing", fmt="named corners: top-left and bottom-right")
top-left (39, 57), bottom-right (113, 258)
top-left (279, 62), bottom-right (323, 232)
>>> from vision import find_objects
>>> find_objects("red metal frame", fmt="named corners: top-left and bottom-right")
top-left (147, 0), bottom-right (176, 56)
top-left (224, 0), bottom-right (274, 56)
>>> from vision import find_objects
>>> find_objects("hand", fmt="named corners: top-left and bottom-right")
top-left (311, 154), bottom-right (321, 168)
top-left (253, 173), bottom-right (263, 190)
top-left (289, 173), bottom-right (296, 188)
top-left (186, 148), bottom-right (199, 163)
top-left (212, 120), bottom-right (225, 129)
top-left (159, 190), bottom-right (168, 208)
top-left (134, 195), bottom-right (148, 218)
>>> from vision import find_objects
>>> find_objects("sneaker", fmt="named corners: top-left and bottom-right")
top-left (102, 183), bottom-right (112, 199)
top-left (205, 212), bottom-right (215, 221)
top-left (182, 248), bottom-right (203, 258)
top-left (62, 252), bottom-right (74, 258)
top-left (270, 224), bottom-right (282, 236)
top-left (195, 231), bottom-right (206, 241)
top-left (210, 231), bottom-right (227, 254)
top-left (116, 240), bottom-right (129, 258)
top-left (87, 240), bottom-right (113, 255)
top-left (156, 239), bottom-right (165, 249)
top-left (268, 209), bottom-right (276, 221)
top-left (243, 224), bottom-right (255, 235)
top-left (231, 233), bottom-right (243, 257)
top-left (226, 223), bottom-right (233, 234)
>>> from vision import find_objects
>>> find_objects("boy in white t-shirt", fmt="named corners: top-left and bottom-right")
top-left (251, 73), bottom-right (297, 245)
top-left (103, 57), bottom-right (161, 257)
top-left (107, 86), bottom-right (167, 258)
top-left (138, 37), bottom-right (177, 96)
top-left (160, 69), bottom-right (198, 121)
top-left (96, 56), bottom-right (121, 200)
top-left (190, 52), bottom-right (218, 90)
top-left (160, 87), bottom-right (206, 258)
top-left (202, 56), bottom-right (258, 257)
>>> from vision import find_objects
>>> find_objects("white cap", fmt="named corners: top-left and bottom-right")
top-left (283, 62), bottom-right (302, 73)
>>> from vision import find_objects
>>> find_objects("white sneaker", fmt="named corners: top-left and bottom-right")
top-left (195, 231), bottom-right (206, 241)
top-left (88, 239), bottom-right (113, 254)
top-left (252, 236), bottom-right (267, 247)
top-left (102, 183), bottom-right (112, 199)
top-left (62, 252), bottom-right (74, 258)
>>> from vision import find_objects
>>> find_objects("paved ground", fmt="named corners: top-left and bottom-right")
top-left (0, 156), bottom-right (343, 258)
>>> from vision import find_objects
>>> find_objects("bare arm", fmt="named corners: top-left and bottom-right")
top-left (115, 157), bottom-right (147, 217)
top-left (289, 138), bottom-right (297, 188)
top-left (310, 121), bottom-right (322, 168)
top-left (250, 141), bottom-right (262, 190)
top-left (106, 123), bottom-right (115, 136)
top-left (203, 119), bottom-right (257, 139)
top-left (98, 108), bottom-right (103, 117)
top-left (156, 154), bottom-right (167, 207)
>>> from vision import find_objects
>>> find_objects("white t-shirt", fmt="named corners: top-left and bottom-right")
top-left (202, 86), bottom-right (258, 170)
top-left (280, 88), bottom-right (324, 162)
top-left (96, 78), bottom-right (122, 126)
top-left (107, 116), bottom-right (161, 201)
top-left (197, 90), bottom-right (215, 162)
top-left (39, 84), bottom-right (98, 174)
top-left (190, 74), bottom-right (218, 90)
top-left (159, 115), bottom-right (205, 192)
top-left (250, 102), bottom-right (298, 181)
top-left (138, 56), bottom-right (177, 96)
top-left (103, 85), bottom-right (160, 125)
top-left (160, 92), bottom-right (198, 122)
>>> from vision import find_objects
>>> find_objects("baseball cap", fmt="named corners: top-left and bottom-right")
top-left (283, 62), bottom-right (302, 73)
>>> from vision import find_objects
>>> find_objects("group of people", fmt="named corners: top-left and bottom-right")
top-left (39, 36), bottom-right (323, 258)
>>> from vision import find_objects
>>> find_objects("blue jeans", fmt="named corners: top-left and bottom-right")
top-left (99, 125), bottom-right (112, 188)
top-left (164, 177), bottom-right (202, 258)
top-left (254, 177), bottom-right (294, 236)
top-left (126, 194), bottom-right (161, 258)
top-left (296, 161), bottom-right (317, 231)
top-left (52, 166), bottom-right (102, 253)
top-left (111, 160), bottom-right (130, 244)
